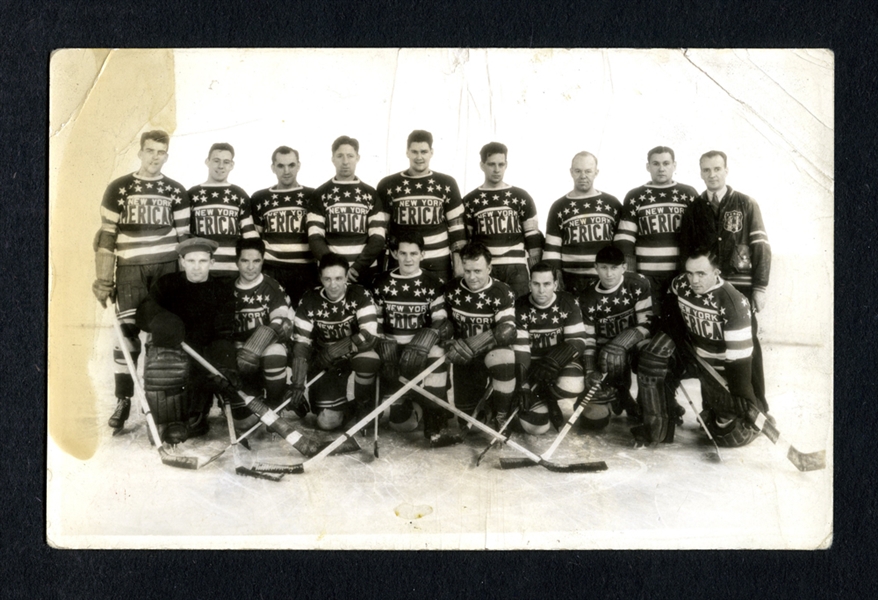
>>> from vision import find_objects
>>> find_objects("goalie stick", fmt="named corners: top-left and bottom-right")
top-left (401, 376), bottom-right (608, 473)
top-left (499, 374), bottom-right (606, 470)
top-left (690, 349), bottom-right (826, 472)
top-left (678, 383), bottom-right (723, 463)
top-left (112, 316), bottom-right (225, 470)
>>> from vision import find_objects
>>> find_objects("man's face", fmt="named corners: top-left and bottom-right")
top-left (320, 265), bottom-right (348, 301)
top-left (700, 156), bottom-right (728, 192)
top-left (570, 155), bottom-right (599, 194)
top-left (529, 271), bottom-right (558, 306)
top-left (647, 152), bottom-right (676, 185)
top-left (138, 139), bottom-right (169, 177)
top-left (406, 142), bottom-right (433, 175)
top-left (392, 242), bottom-right (423, 277)
top-left (236, 248), bottom-right (264, 284)
top-left (332, 144), bottom-right (360, 181)
top-left (271, 152), bottom-right (300, 189)
top-left (596, 262), bottom-right (625, 289)
top-left (462, 256), bottom-right (491, 290)
top-left (685, 255), bottom-right (720, 295)
top-left (205, 149), bottom-right (235, 184)
top-left (480, 153), bottom-right (507, 186)
top-left (181, 251), bottom-right (213, 283)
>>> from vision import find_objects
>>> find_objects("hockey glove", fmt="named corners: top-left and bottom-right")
top-left (237, 325), bottom-right (278, 375)
top-left (399, 328), bottom-right (439, 380)
top-left (530, 341), bottom-right (580, 382)
top-left (377, 338), bottom-right (399, 382)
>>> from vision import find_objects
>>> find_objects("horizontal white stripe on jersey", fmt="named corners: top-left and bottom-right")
top-left (116, 243), bottom-right (177, 261)
top-left (422, 232), bottom-right (447, 245)
top-left (726, 347), bottom-right (753, 361)
top-left (695, 346), bottom-right (726, 362)
top-left (724, 327), bottom-right (753, 342)
top-left (637, 262), bottom-right (678, 272)
top-left (636, 246), bottom-right (680, 256)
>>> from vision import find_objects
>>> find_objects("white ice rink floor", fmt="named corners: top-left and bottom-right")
top-left (47, 326), bottom-right (832, 550)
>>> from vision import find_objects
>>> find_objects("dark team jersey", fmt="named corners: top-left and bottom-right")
top-left (232, 273), bottom-right (293, 342)
top-left (377, 171), bottom-right (466, 272)
top-left (579, 272), bottom-right (653, 359)
top-left (250, 185), bottom-right (315, 267)
top-left (307, 178), bottom-right (387, 271)
top-left (513, 291), bottom-right (587, 362)
top-left (99, 173), bottom-right (190, 266)
top-left (461, 185), bottom-right (541, 266)
top-left (613, 182), bottom-right (698, 279)
top-left (187, 183), bottom-right (258, 273)
top-left (443, 277), bottom-right (516, 340)
top-left (543, 192), bottom-right (622, 276)
top-left (293, 283), bottom-right (378, 350)
top-left (371, 269), bottom-right (447, 344)
top-left (669, 273), bottom-right (753, 376)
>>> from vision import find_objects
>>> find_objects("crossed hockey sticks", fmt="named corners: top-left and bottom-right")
top-left (474, 406), bottom-right (518, 466)
top-left (401, 375), bottom-right (608, 473)
top-left (234, 370), bottom-right (326, 444)
top-left (499, 373), bottom-right (607, 470)
top-left (112, 315), bottom-right (225, 470)
top-left (690, 349), bottom-right (826, 472)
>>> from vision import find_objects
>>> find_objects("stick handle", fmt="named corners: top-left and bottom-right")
top-left (111, 315), bottom-right (163, 446)
top-left (235, 370), bottom-right (326, 443)
top-left (541, 373), bottom-right (605, 460)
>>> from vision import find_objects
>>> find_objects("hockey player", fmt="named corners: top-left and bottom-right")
top-left (679, 150), bottom-right (771, 409)
top-left (512, 262), bottom-right (587, 435)
top-left (232, 238), bottom-right (294, 413)
top-left (578, 245), bottom-right (654, 430)
top-left (442, 242), bottom-right (518, 430)
top-left (543, 151), bottom-right (622, 295)
top-left (613, 146), bottom-right (699, 308)
top-left (461, 142), bottom-right (542, 298)
top-left (93, 129), bottom-right (191, 432)
top-left (133, 238), bottom-right (237, 443)
top-left (308, 136), bottom-right (387, 287)
top-left (288, 253), bottom-right (381, 431)
top-left (188, 143), bottom-right (258, 276)
top-left (249, 146), bottom-right (317, 307)
top-left (371, 231), bottom-right (458, 445)
top-left (377, 130), bottom-right (466, 281)
top-left (652, 249), bottom-right (769, 447)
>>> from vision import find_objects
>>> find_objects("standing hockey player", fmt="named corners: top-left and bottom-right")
top-left (288, 253), bottom-right (381, 430)
top-left (679, 150), bottom-right (771, 410)
top-left (371, 231), bottom-right (458, 445)
top-left (250, 146), bottom-right (317, 307)
top-left (231, 238), bottom-right (294, 414)
top-left (613, 146), bottom-right (699, 308)
top-left (93, 130), bottom-right (191, 432)
top-left (512, 262), bottom-right (588, 435)
top-left (543, 151), bottom-right (622, 295)
top-left (308, 136), bottom-right (387, 286)
top-left (654, 250), bottom-right (769, 447)
top-left (377, 130), bottom-right (466, 281)
top-left (442, 242), bottom-right (518, 430)
top-left (133, 238), bottom-right (236, 443)
top-left (578, 245), bottom-right (655, 430)
top-left (188, 143), bottom-right (258, 277)
top-left (461, 142), bottom-right (542, 298)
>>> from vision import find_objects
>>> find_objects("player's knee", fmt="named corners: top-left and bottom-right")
top-left (316, 408), bottom-right (346, 431)
top-left (389, 401), bottom-right (423, 432)
top-left (519, 405), bottom-right (550, 435)
top-left (485, 349), bottom-right (515, 382)
top-left (554, 374), bottom-right (584, 400)
top-left (351, 350), bottom-right (381, 374)
top-left (580, 403), bottom-right (611, 430)
top-left (427, 345), bottom-right (445, 359)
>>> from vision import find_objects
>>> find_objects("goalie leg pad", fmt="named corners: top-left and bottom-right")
top-left (237, 325), bottom-right (279, 375)
top-left (633, 333), bottom-right (677, 443)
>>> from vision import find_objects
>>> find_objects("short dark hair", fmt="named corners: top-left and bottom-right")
top-left (272, 145), bottom-right (299, 163)
top-left (390, 230), bottom-right (425, 252)
top-left (594, 244), bottom-right (625, 266)
top-left (459, 242), bottom-right (493, 265)
top-left (685, 249), bottom-right (721, 270)
top-left (647, 146), bottom-right (675, 162)
top-left (480, 142), bottom-right (508, 163)
top-left (529, 261), bottom-right (558, 281)
top-left (407, 130), bottom-right (433, 149)
top-left (208, 142), bottom-right (235, 159)
top-left (140, 130), bottom-right (169, 149)
top-left (319, 252), bottom-right (350, 275)
top-left (700, 150), bottom-right (728, 168)
top-left (332, 136), bottom-right (359, 154)
top-left (235, 237), bottom-right (266, 259)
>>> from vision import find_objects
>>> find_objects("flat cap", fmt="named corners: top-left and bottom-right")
top-left (176, 237), bottom-right (219, 256)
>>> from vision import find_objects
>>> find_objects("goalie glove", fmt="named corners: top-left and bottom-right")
top-left (377, 338), bottom-right (399, 382)
top-left (399, 328), bottom-right (439, 380)
top-left (600, 328), bottom-right (645, 383)
top-left (530, 341), bottom-right (580, 382)
top-left (92, 249), bottom-right (116, 308)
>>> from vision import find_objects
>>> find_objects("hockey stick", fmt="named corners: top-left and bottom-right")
top-left (223, 401), bottom-right (284, 481)
top-left (475, 407), bottom-right (519, 466)
top-left (302, 356), bottom-right (446, 469)
top-left (181, 342), bottom-right (358, 458)
top-left (464, 382), bottom-right (495, 431)
top-left (678, 383), bottom-right (723, 463)
top-left (499, 374), bottom-right (606, 470)
top-left (111, 316), bottom-right (225, 470)
top-left (690, 350), bottom-right (825, 472)
top-left (235, 370), bottom-right (326, 444)
top-left (373, 378), bottom-right (380, 458)
top-left (402, 377), bottom-right (608, 473)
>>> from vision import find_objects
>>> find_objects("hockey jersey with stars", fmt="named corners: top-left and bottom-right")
top-left (579, 271), bottom-right (653, 359)
top-left (442, 277), bottom-right (516, 340)
top-left (232, 273), bottom-right (293, 343)
top-left (250, 186), bottom-right (315, 267)
top-left (371, 269), bottom-right (448, 345)
top-left (187, 183), bottom-right (258, 273)
top-left (461, 186), bottom-right (541, 267)
top-left (543, 192), bottom-right (622, 276)
top-left (293, 283), bottom-right (378, 350)
top-left (512, 291), bottom-right (587, 364)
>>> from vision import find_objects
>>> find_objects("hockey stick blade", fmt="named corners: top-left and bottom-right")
top-left (498, 457), bottom-right (609, 472)
top-left (251, 462), bottom-right (305, 475)
top-left (235, 466), bottom-right (284, 481)
top-left (787, 447), bottom-right (826, 472)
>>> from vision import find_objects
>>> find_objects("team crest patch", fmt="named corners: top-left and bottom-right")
top-left (723, 210), bottom-right (743, 233)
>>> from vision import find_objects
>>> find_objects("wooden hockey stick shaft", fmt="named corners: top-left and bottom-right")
top-left (678, 382), bottom-right (723, 462)
top-left (222, 401), bottom-right (284, 481)
top-left (235, 370), bottom-right (326, 443)
top-left (373, 378), bottom-right (380, 458)
top-left (475, 407), bottom-right (519, 466)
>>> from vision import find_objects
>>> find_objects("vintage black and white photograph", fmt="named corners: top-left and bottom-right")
top-left (47, 48), bottom-right (832, 549)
